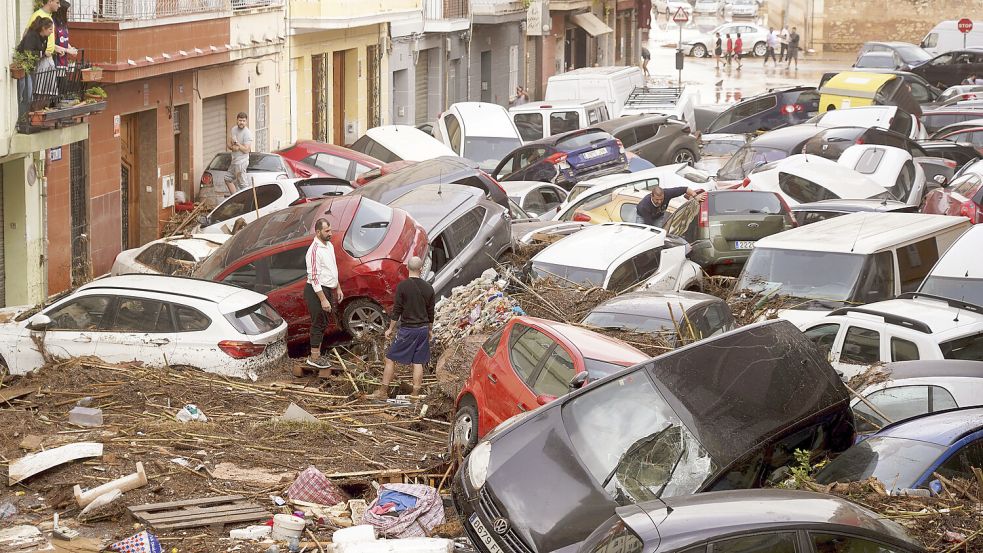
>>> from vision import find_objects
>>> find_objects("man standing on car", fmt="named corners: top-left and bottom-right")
top-left (636, 186), bottom-right (708, 228)
top-left (370, 256), bottom-right (435, 400)
top-left (300, 218), bottom-right (344, 377)
top-left (228, 112), bottom-right (253, 192)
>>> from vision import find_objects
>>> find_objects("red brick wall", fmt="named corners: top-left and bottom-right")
top-left (70, 19), bottom-right (231, 69)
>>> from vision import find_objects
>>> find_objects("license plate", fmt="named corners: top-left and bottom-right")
top-left (580, 148), bottom-right (609, 160)
top-left (734, 241), bottom-right (755, 250)
top-left (470, 514), bottom-right (505, 553)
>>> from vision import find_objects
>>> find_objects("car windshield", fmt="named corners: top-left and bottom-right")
top-left (858, 54), bottom-right (898, 68)
top-left (702, 139), bottom-right (745, 157)
top-left (466, 137), bottom-right (522, 171)
top-left (895, 45), bottom-right (932, 64)
top-left (814, 436), bottom-right (945, 488)
top-left (583, 311), bottom-right (676, 336)
top-left (919, 276), bottom-right (983, 307)
top-left (736, 248), bottom-right (869, 306)
top-left (530, 261), bottom-right (607, 287)
top-left (562, 372), bottom-right (716, 504)
top-left (717, 146), bottom-right (790, 180)
top-left (710, 192), bottom-right (784, 215)
top-left (343, 198), bottom-right (393, 258)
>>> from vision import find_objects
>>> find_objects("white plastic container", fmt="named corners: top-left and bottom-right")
top-left (332, 525), bottom-right (376, 544)
top-left (334, 538), bottom-right (453, 553)
top-left (271, 514), bottom-right (305, 540)
top-left (230, 525), bottom-right (272, 540)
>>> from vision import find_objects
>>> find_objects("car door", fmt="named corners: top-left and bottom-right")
top-left (435, 207), bottom-right (493, 295)
top-left (485, 323), bottom-right (558, 428)
top-left (832, 323), bottom-right (886, 379)
top-left (255, 246), bottom-right (310, 337)
top-left (438, 112), bottom-right (464, 155)
top-left (95, 296), bottom-right (176, 367)
top-left (37, 294), bottom-right (114, 361)
top-left (809, 532), bottom-right (918, 553)
top-left (921, 53), bottom-right (955, 87)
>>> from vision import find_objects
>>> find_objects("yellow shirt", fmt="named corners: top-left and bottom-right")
top-left (27, 8), bottom-right (56, 56)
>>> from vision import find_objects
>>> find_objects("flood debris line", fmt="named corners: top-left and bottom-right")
top-left (431, 269), bottom-right (521, 351)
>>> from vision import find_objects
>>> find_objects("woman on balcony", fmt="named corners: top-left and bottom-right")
top-left (53, 1), bottom-right (78, 69)
top-left (16, 17), bottom-right (55, 121)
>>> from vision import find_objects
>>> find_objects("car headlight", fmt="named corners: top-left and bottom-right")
top-left (467, 441), bottom-right (492, 490)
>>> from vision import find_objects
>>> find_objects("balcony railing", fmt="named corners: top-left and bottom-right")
top-left (423, 0), bottom-right (469, 20)
top-left (70, 0), bottom-right (236, 22)
top-left (17, 54), bottom-right (107, 134)
top-left (470, 0), bottom-right (525, 16)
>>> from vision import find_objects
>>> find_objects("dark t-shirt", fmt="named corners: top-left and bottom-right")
top-left (17, 30), bottom-right (46, 59)
top-left (391, 277), bottom-right (435, 328)
top-left (636, 187), bottom-right (688, 226)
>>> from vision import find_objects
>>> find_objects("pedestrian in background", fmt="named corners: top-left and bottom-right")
top-left (370, 256), bottom-right (435, 400)
top-left (787, 27), bottom-right (800, 69)
top-left (725, 33), bottom-right (733, 66)
top-left (641, 46), bottom-right (651, 78)
top-left (734, 33), bottom-right (743, 69)
top-left (714, 32), bottom-right (723, 69)
top-left (764, 28), bottom-right (778, 66)
top-left (300, 218), bottom-right (344, 376)
top-left (228, 112), bottom-right (253, 192)
top-left (779, 25), bottom-right (790, 62)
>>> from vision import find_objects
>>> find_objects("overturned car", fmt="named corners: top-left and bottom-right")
top-left (452, 320), bottom-right (855, 553)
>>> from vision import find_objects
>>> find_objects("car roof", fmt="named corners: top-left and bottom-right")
top-left (759, 154), bottom-right (887, 196)
top-left (446, 102), bottom-right (517, 137)
top-left (357, 156), bottom-right (481, 195)
top-left (927, 225), bottom-right (983, 278)
top-left (532, 223), bottom-right (666, 271)
top-left (78, 275), bottom-right (267, 314)
top-left (863, 41), bottom-right (920, 48)
top-left (748, 124), bottom-right (823, 148)
top-left (389, 183), bottom-right (483, 232)
top-left (588, 290), bottom-right (722, 318)
top-left (514, 316), bottom-right (648, 364)
top-left (815, 105), bottom-right (899, 127)
top-left (833, 295), bottom-right (983, 334)
top-left (876, 359), bottom-right (983, 381)
top-left (596, 114), bottom-right (670, 132)
top-left (363, 125), bottom-right (456, 159)
top-left (549, 65), bottom-right (639, 77)
top-left (791, 198), bottom-right (912, 212)
top-left (525, 127), bottom-right (609, 147)
top-left (754, 212), bottom-right (968, 254)
top-left (289, 141), bottom-right (381, 165)
top-left (875, 406), bottom-right (983, 445)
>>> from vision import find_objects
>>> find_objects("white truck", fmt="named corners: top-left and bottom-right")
top-left (619, 85), bottom-right (701, 125)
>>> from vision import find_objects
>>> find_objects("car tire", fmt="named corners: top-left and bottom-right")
top-left (672, 148), bottom-right (697, 166)
top-left (342, 299), bottom-right (388, 338)
top-left (449, 396), bottom-right (480, 457)
top-left (691, 43), bottom-right (708, 58)
top-left (753, 41), bottom-right (767, 57)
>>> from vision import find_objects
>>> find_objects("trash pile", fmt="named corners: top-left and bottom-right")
top-left (431, 269), bottom-right (523, 352)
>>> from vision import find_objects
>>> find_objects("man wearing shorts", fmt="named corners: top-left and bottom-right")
top-left (370, 256), bottom-right (435, 399)
top-left (228, 112), bottom-right (252, 192)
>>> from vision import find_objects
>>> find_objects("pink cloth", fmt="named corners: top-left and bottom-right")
top-left (287, 465), bottom-right (350, 506)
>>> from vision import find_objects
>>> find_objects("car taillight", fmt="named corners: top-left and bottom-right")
top-left (573, 212), bottom-right (592, 222)
top-left (218, 340), bottom-right (267, 359)
top-left (698, 198), bottom-right (709, 227)
top-left (782, 104), bottom-right (803, 114)
top-left (959, 201), bottom-right (983, 223)
top-left (201, 171), bottom-right (213, 186)
top-left (290, 197), bottom-right (313, 206)
top-left (855, 137), bottom-right (865, 145)
top-left (943, 159), bottom-right (958, 168)
top-left (774, 193), bottom-right (796, 227)
top-left (480, 170), bottom-right (509, 200)
top-left (740, 177), bottom-right (751, 188)
top-left (546, 152), bottom-right (568, 165)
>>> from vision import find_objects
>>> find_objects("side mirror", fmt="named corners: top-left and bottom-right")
top-left (536, 394), bottom-right (557, 406)
top-left (568, 371), bottom-right (589, 391)
top-left (934, 174), bottom-right (949, 186)
top-left (27, 314), bottom-right (51, 331)
top-left (197, 214), bottom-right (210, 226)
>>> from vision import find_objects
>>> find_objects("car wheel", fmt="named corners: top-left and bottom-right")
top-left (342, 299), bottom-right (388, 338)
top-left (449, 397), bottom-right (480, 457)
top-left (672, 148), bottom-right (697, 166)
top-left (691, 43), bottom-right (708, 58)
top-left (753, 41), bottom-right (767, 57)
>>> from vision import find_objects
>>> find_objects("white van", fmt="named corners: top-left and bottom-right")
top-left (433, 102), bottom-right (523, 171)
top-left (921, 20), bottom-right (983, 55)
top-left (509, 99), bottom-right (610, 142)
top-left (350, 125), bottom-right (456, 163)
top-left (545, 66), bottom-right (645, 117)
top-left (620, 85), bottom-right (701, 125)
top-left (735, 212), bottom-right (971, 326)
top-left (918, 224), bottom-right (983, 307)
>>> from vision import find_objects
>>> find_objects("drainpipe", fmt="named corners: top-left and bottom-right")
top-left (38, 153), bottom-right (48, 299)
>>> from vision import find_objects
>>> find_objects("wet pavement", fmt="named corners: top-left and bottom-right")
top-left (642, 12), bottom-right (857, 109)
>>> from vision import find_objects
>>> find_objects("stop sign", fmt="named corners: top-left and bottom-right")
top-left (958, 18), bottom-right (973, 33)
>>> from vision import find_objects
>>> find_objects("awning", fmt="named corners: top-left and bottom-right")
top-left (570, 12), bottom-right (613, 36)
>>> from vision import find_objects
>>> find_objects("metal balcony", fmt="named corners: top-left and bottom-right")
top-left (423, 0), bottom-right (469, 20)
top-left (17, 55), bottom-right (106, 135)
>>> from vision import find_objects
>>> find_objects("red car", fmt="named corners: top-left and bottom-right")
top-left (451, 316), bottom-right (649, 452)
top-left (195, 196), bottom-right (428, 351)
top-left (921, 171), bottom-right (983, 223)
top-left (278, 140), bottom-right (384, 181)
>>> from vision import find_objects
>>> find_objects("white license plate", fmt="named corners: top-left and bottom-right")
top-left (470, 514), bottom-right (505, 553)
top-left (734, 241), bottom-right (755, 250)
top-left (581, 148), bottom-right (609, 160)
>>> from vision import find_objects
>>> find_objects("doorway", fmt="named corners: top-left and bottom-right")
top-left (119, 114), bottom-right (139, 250)
top-left (480, 51), bottom-right (492, 103)
top-left (70, 140), bottom-right (90, 286)
top-left (332, 51), bottom-right (345, 145)
top-left (312, 53), bottom-right (328, 143)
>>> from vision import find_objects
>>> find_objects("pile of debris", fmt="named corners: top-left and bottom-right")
top-left (431, 269), bottom-right (521, 352)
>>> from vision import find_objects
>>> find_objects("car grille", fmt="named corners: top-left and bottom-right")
top-left (476, 488), bottom-right (534, 553)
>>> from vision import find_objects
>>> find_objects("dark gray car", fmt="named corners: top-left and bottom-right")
top-left (452, 320), bottom-right (856, 553)
top-left (596, 115), bottom-right (701, 167)
top-left (389, 184), bottom-right (511, 297)
top-left (582, 290), bottom-right (735, 346)
top-left (578, 490), bottom-right (924, 553)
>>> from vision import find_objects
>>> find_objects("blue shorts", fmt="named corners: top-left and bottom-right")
top-left (386, 326), bottom-right (431, 365)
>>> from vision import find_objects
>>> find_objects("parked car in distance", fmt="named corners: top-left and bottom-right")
top-left (198, 152), bottom-right (295, 200)
top-left (662, 190), bottom-right (795, 276)
top-left (499, 181), bottom-right (567, 219)
top-left (509, 99), bottom-right (611, 142)
top-left (715, 124), bottom-right (825, 186)
top-left (596, 114), bottom-right (700, 166)
top-left (0, 275), bottom-right (287, 378)
top-left (695, 133), bottom-right (748, 176)
top-left (196, 177), bottom-right (354, 235)
top-left (529, 223), bottom-right (703, 292)
top-left (276, 141), bottom-right (382, 182)
top-left (450, 316), bottom-right (648, 453)
top-left (693, 0), bottom-right (723, 15)
top-left (654, 0), bottom-right (693, 17)
top-left (582, 290), bottom-right (736, 345)
top-left (578, 490), bottom-right (924, 553)
top-left (922, 170), bottom-right (983, 223)
top-left (857, 41), bottom-right (933, 71)
top-left (930, 117), bottom-right (983, 138)
top-left (745, 154), bottom-right (895, 207)
top-left (433, 102), bottom-right (523, 172)
top-left (919, 224), bottom-right (983, 305)
top-left (910, 49), bottom-right (983, 89)
top-left (851, 360), bottom-right (983, 435)
top-left (921, 20), bottom-right (983, 56)
top-left (111, 234), bottom-right (231, 276)
top-left (544, 66), bottom-right (645, 118)
top-left (815, 406), bottom-right (983, 493)
top-left (351, 156), bottom-right (509, 209)
top-left (706, 87), bottom-right (820, 135)
top-left (682, 23), bottom-right (769, 58)
top-left (350, 125), bottom-right (456, 163)
top-left (388, 184), bottom-right (512, 298)
top-left (194, 196), bottom-right (428, 350)
top-left (730, 0), bottom-right (759, 17)
top-left (453, 320), bottom-right (856, 553)
top-left (792, 198), bottom-right (916, 226)
top-left (855, 51), bottom-right (904, 70)
top-left (491, 128), bottom-right (628, 189)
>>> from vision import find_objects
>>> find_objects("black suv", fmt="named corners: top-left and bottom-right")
top-left (706, 87), bottom-right (820, 134)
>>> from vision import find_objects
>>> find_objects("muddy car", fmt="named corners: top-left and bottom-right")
top-left (452, 320), bottom-right (855, 553)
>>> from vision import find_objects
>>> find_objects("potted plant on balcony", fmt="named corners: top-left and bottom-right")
top-left (84, 86), bottom-right (108, 102)
top-left (10, 50), bottom-right (38, 80)
top-left (81, 65), bottom-right (103, 82)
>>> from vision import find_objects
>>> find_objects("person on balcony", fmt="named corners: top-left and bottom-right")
top-left (16, 17), bottom-right (54, 120)
top-left (53, 1), bottom-right (77, 69)
top-left (28, 0), bottom-right (76, 60)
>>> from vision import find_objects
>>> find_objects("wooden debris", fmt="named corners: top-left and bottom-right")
top-left (19, 434), bottom-right (44, 451)
top-left (0, 385), bottom-right (34, 405)
top-left (9, 442), bottom-right (103, 485)
top-left (128, 495), bottom-right (271, 530)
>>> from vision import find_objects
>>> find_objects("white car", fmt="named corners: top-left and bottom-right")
top-left (199, 152), bottom-right (295, 194)
top-left (798, 295), bottom-right (983, 380)
top-left (836, 145), bottom-right (927, 207)
top-left (809, 106), bottom-right (928, 139)
top-left (350, 125), bottom-right (456, 163)
top-left (434, 102), bottom-right (524, 172)
top-left (851, 360), bottom-right (983, 434)
top-left (745, 154), bottom-right (894, 207)
top-left (681, 23), bottom-right (769, 58)
top-left (500, 181), bottom-right (568, 220)
top-left (0, 275), bottom-right (288, 378)
top-left (529, 223), bottom-right (703, 293)
top-left (729, 0), bottom-right (759, 17)
top-left (655, 0), bottom-right (693, 18)
top-left (693, 0), bottom-right (723, 15)
top-left (112, 234), bottom-right (231, 276)
top-left (196, 177), bottom-right (353, 234)
top-left (919, 224), bottom-right (983, 307)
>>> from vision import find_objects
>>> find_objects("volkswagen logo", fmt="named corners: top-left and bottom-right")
top-left (747, 222), bottom-right (759, 229)
top-left (492, 518), bottom-right (510, 535)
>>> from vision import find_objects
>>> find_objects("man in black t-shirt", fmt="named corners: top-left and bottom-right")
top-left (636, 185), bottom-right (707, 227)
top-left (370, 256), bottom-right (435, 399)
